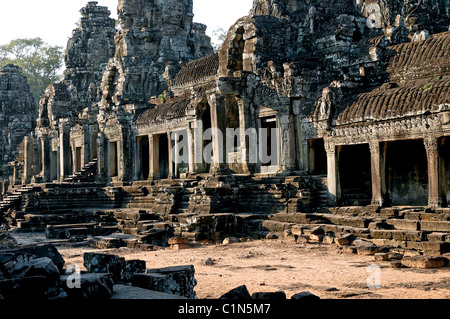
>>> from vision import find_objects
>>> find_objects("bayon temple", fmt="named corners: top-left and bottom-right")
top-left (0, 0), bottom-right (449, 253)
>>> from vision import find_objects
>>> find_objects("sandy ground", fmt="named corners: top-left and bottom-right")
top-left (45, 237), bottom-right (450, 300)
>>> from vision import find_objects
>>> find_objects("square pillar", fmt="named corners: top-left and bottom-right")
top-left (167, 131), bottom-right (174, 179)
top-left (369, 141), bottom-right (386, 207)
top-left (325, 142), bottom-right (339, 206)
top-left (424, 137), bottom-right (440, 208)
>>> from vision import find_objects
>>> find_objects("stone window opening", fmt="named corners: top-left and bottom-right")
top-left (227, 27), bottom-right (245, 76)
top-left (308, 138), bottom-right (327, 175)
top-left (108, 141), bottom-right (119, 178)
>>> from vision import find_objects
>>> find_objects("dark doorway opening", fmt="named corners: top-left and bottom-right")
top-left (137, 136), bottom-right (150, 180)
top-left (308, 138), bottom-right (327, 175)
top-left (385, 139), bottom-right (428, 206)
top-left (159, 134), bottom-right (169, 180)
top-left (338, 144), bottom-right (372, 206)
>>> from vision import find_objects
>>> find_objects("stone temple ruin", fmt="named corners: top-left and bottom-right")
top-left (0, 0), bottom-right (450, 298)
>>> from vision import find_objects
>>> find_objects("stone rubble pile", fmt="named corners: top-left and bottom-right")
top-left (0, 243), bottom-right (197, 299)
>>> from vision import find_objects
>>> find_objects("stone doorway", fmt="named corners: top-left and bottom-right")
top-left (136, 136), bottom-right (150, 180)
top-left (338, 144), bottom-right (372, 206)
top-left (308, 138), bottom-right (327, 175)
top-left (75, 147), bottom-right (82, 172)
top-left (260, 116), bottom-right (279, 172)
top-left (385, 140), bottom-right (428, 206)
top-left (158, 134), bottom-right (169, 180)
top-left (108, 141), bottom-right (118, 178)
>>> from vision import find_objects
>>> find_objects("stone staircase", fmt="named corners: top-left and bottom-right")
top-left (0, 185), bottom-right (43, 216)
top-left (64, 158), bottom-right (98, 183)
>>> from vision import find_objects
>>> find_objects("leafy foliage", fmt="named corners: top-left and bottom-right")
top-left (0, 38), bottom-right (63, 101)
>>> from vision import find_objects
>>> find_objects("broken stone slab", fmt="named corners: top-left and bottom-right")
top-left (61, 273), bottom-right (114, 299)
top-left (133, 265), bottom-right (197, 299)
top-left (83, 252), bottom-right (121, 273)
top-left (168, 237), bottom-right (189, 245)
top-left (420, 241), bottom-right (450, 254)
top-left (401, 256), bottom-right (447, 269)
top-left (266, 232), bottom-right (279, 240)
top-left (374, 253), bottom-right (389, 262)
top-left (335, 233), bottom-right (355, 246)
top-left (109, 259), bottom-right (147, 283)
top-left (112, 284), bottom-right (188, 299)
top-left (222, 237), bottom-right (239, 245)
top-left (354, 239), bottom-right (379, 256)
top-left (219, 285), bottom-right (252, 299)
top-left (252, 291), bottom-right (286, 300)
top-left (291, 291), bottom-right (320, 300)
top-left (389, 261), bottom-right (403, 268)
top-left (1, 244), bottom-right (65, 272)
top-left (0, 232), bottom-right (18, 249)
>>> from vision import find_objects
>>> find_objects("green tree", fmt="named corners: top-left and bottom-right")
top-left (0, 38), bottom-right (63, 101)
top-left (212, 27), bottom-right (228, 53)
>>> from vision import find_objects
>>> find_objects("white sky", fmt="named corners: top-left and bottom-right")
top-left (0, 0), bottom-right (253, 48)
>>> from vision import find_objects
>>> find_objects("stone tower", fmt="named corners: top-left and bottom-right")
top-left (99, 0), bottom-right (214, 110)
top-left (0, 64), bottom-right (36, 167)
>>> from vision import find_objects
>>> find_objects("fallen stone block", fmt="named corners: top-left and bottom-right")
top-left (112, 284), bottom-right (187, 299)
top-left (291, 291), bottom-right (320, 300)
top-left (252, 291), bottom-right (286, 300)
top-left (420, 241), bottom-right (450, 254)
top-left (89, 237), bottom-right (122, 249)
top-left (389, 261), bottom-right (402, 268)
top-left (374, 253), bottom-right (389, 262)
top-left (61, 273), bottom-right (114, 299)
top-left (354, 239), bottom-right (379, 256)
top-left (83, 252), bottom-right (120, 273)
top-left (401, 256), bottom-right (447, 269)
top-left (2, 244), bottom-right (65, 272)
top-left (168, 237), bottom-right (189, 245)
top-left (323, 235), bottom-right (335, 244)
top-left (266, 232), bottom-right (279, 240)
top-left (109, 260), bottom-right (147, 283)
top-left (133, 265), bottom-right (197, 299)
top-left (420, 221), bottom-right (450, 232)
top-left (309, 234), bottom-right (324, 242)
top-left (222, 237), bottom-right (239, 245)
top-left (219, 285), bottom-right (252, 299)
top-left (335, 233), bottom-right (354, 246)
top-left (0, 232), bottom-right (18, 249)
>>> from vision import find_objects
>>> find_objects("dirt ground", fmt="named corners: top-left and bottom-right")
top-left (51, 238), bottom-right (450, 300)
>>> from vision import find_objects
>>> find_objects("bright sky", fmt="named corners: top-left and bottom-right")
top-left (0, 0), bottom-right (253, 48)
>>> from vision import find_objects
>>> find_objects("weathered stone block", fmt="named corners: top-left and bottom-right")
top-left (374, 253), bottom-right (389, 261)
top-left (291, 291), bottom-right (320, 300)
top-left (133, 265), bottom-right (197, 299)
top-left (420, 221), bottom-right (450, 232)
top-left (354, 239), bottom-right (378, 256)
top-left (401, 256), bottom-right (447, 269)
top-left (61, 273), bottom-right (114, 299)
top-left (219, 285), bottom-right (252, 299)
top-left (420, 241), bottom-right (450, 254)
top-left (252, 291), bottom-right (286, 300)
top-left (386, 219), bottom-right (419, 231)
top-left (109, 260), bottom-right (147, 283)
top-left (83, 252), bottom-right (120, 273)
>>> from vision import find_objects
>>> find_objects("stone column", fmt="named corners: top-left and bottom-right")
top-left (369, 141), bottom-right (385, 207)
top-left (325, 142), bottom-right (339, 206)
top-left (96, 132), bottom-right (108, 183)
top-left (167, 131), bottom-right (174, 179)
top-left (280, 114), bottom-right (296, 171)
top-left (152, 134), bottom-right (160, 180)
top-left (209, 95), bottom-right (228, 174)
top-left (59, 125), bottom-right (72, 182)
top-left (41, 135), bottom-right (51, 182)
top-left (424, 137), bottom-right (440, 208)
top-left (147, 134), bottom-right (154, 180)
top-left (23, 136), bottom-right (36, 184)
